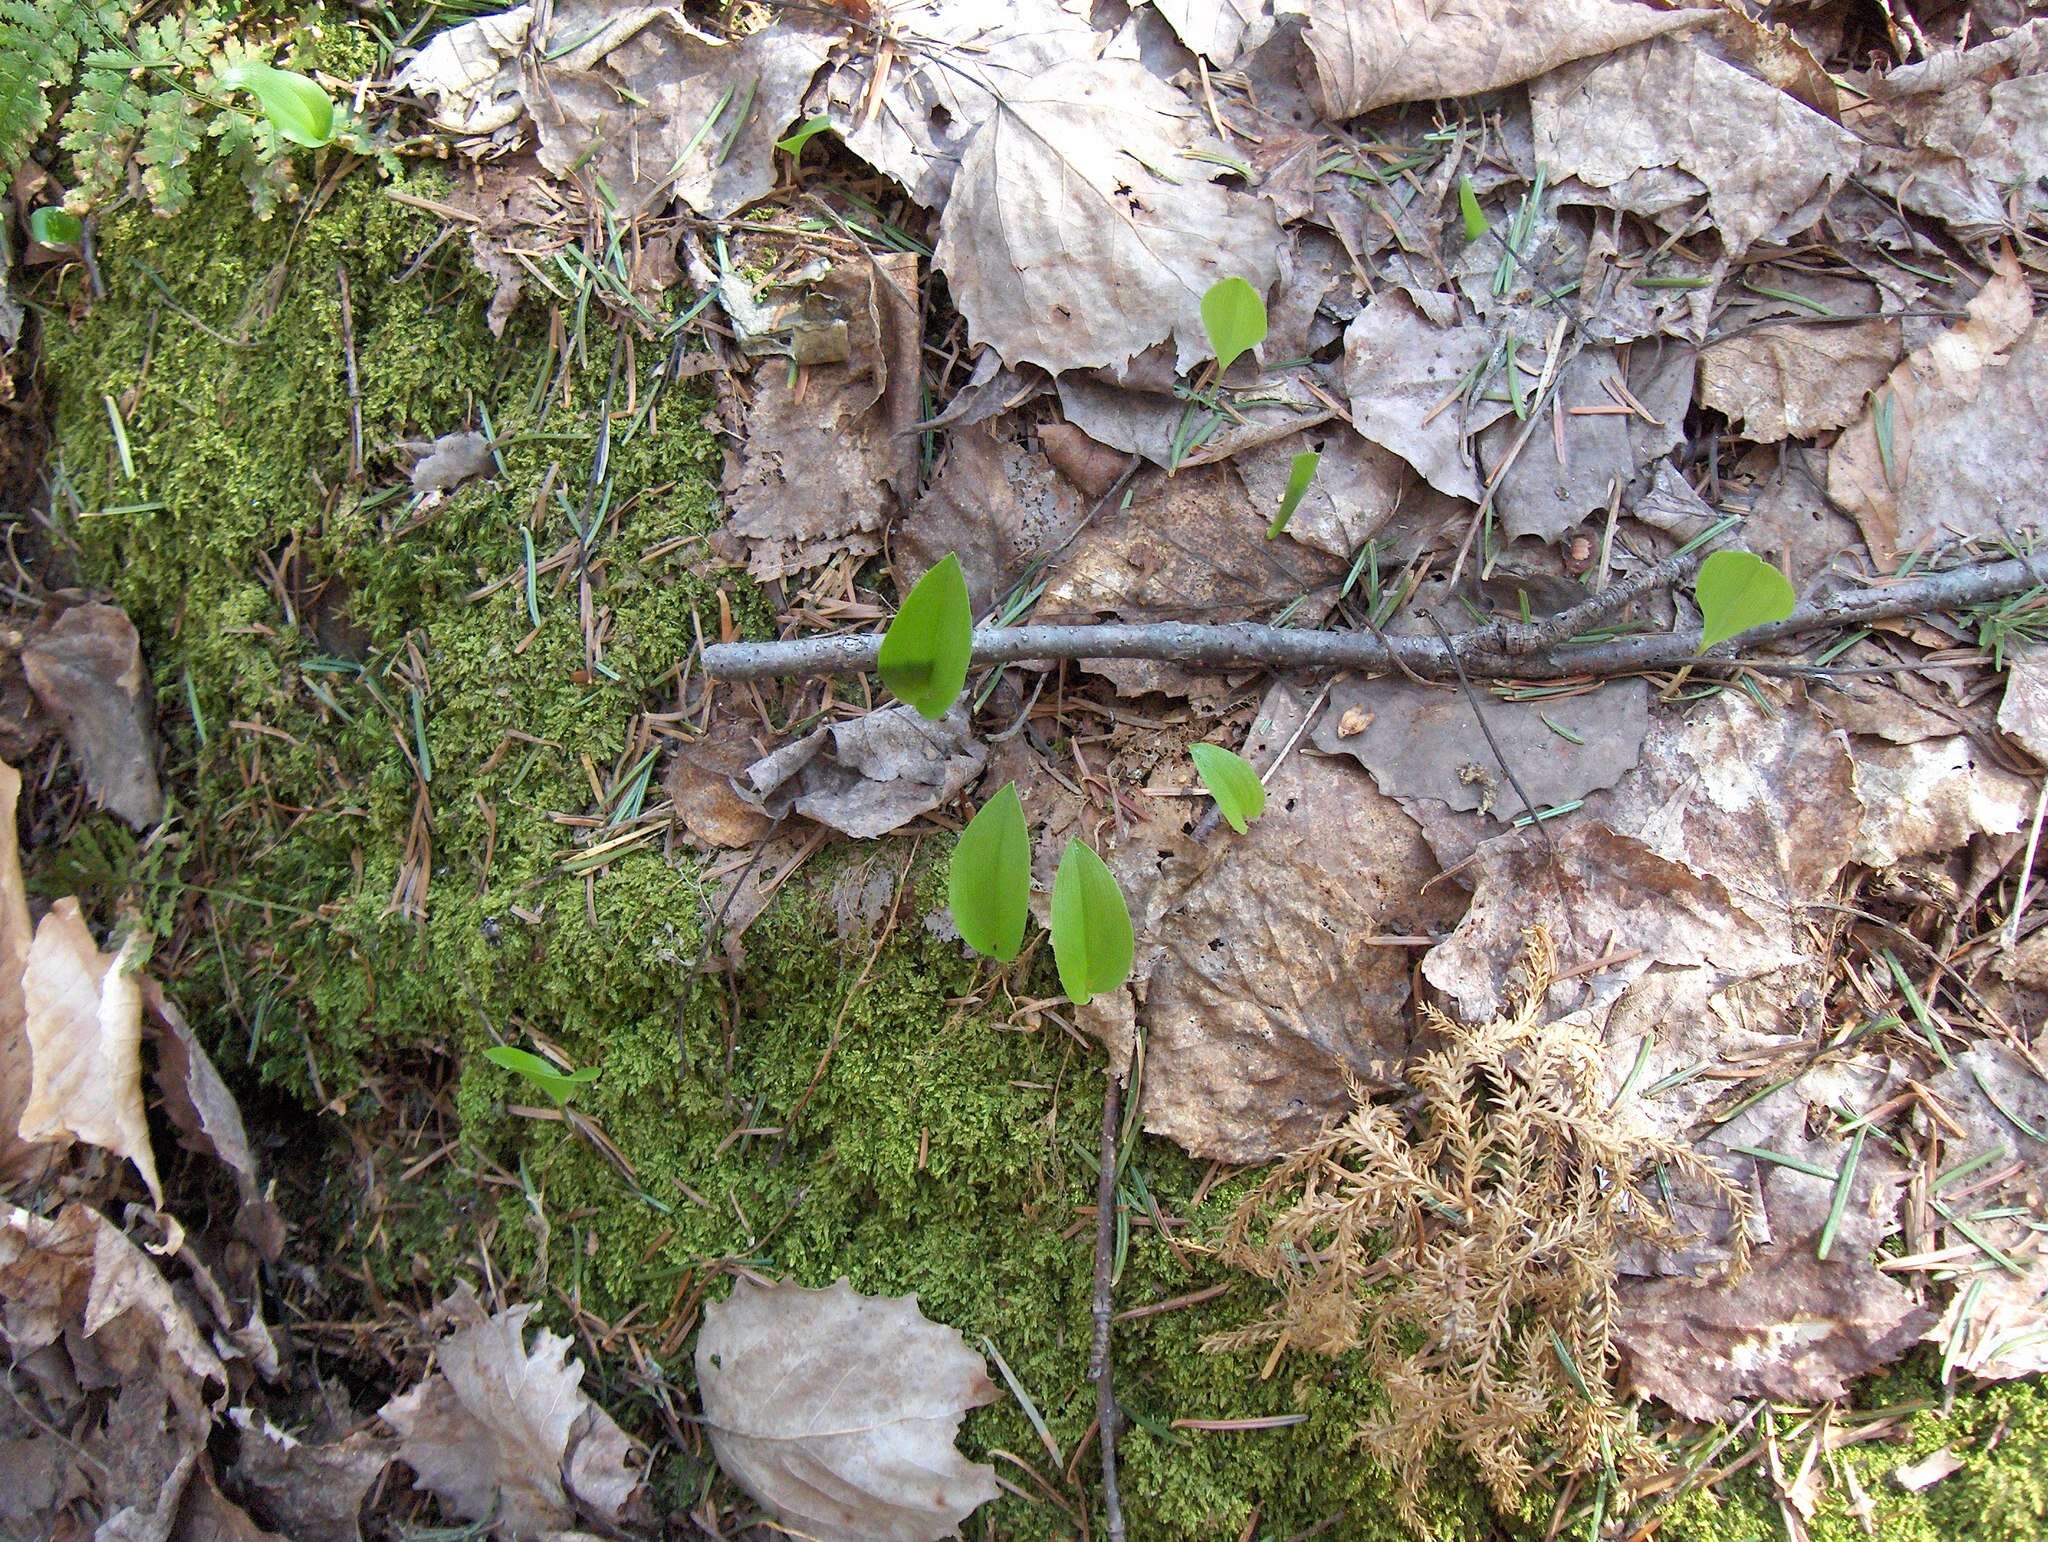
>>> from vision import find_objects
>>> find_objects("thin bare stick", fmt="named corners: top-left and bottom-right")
top-left (1090, 1072), bottom-right (1126, 1542)
top-left (703, 556), bottom-right (2036, 686)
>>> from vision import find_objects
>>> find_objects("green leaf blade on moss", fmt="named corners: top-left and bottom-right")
top-left (1694, 548), bottom-right (1796, 653)
top-left (878, 552), bottom-right (973, 720)
top-left (1189, 743), bottom-right (1266, 834)
top-left (949, 782), bottom-right (1031, 962)
top-left (1200, 275), bottom-right (1267, 378)
top-left (28, 206), bottom-right (83, 249)
top-left (482, 1044), bottom-right (597, 1105)
top-left (1457, 174), bottom-right (1487, 242)
top-left (1050, 840), bottom-right (1133, 1007)
top-left (220, 63), bottom-right (334, 148)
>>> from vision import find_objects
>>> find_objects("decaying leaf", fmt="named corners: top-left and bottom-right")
top-left (380, 1283), bottom-right (644, 1538)
top-left (1145, 0), bottom-right (1275, 67)
top-left (1848, 734), bottom-right (2035, 868)
top-left (664, 719), bottom-right (778, 849)
top-left (18, 901), bottom-right (160, 1207)
top-left (1999, 648), bottom-right (2048, 762)
top-left (1233, 426), bottom-right (1409, 559)
top-left (695, 1276), bottom-right (1001, 1542)
top-left (743, 705), bottom-right (985, 840)
top-left (1054, 366), bottom-right (1333, 471)
top-left (821, 0), bottom-right (1104, 208)
top-left (227, 1411), bottom-right (394, 1542)
top-left (1617, 1253), bottom-right (1933, 1421)
top-left (1341, 291), bottom-right (1511, 501)
top-left (392, 3), bottom-right (531, 135)
top-left (1311, 676), bottom-right (1653, 821)
top-left (0, 758), bottom-right (48, 1193)
top-left (721, 251), bottom-right (922, 581)
top-left (20, 602), bottom-right (165, 829)
top-left (932, 57), bottom-right (1282, 374)
top-left (1533, 34), bottom-right (1860, 254)
top-left (1302, 0), bottom-right (1709, 118)
top-left (1828, 258), bottom-right (2043, 568)
top-left (894, 416), bottom-right (1087, 613)
top-left (1140, 729), bottom-right (1456, 1162)
top-left (1700, 317), bottom-right (1902, 442)
top-left (407, 430), bottom-right (495, 495)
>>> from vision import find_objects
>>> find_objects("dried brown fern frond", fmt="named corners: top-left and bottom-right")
top-left (1206, 927), bottom-right (1753, 1535)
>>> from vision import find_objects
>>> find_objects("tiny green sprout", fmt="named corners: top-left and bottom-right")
top-left (1457, 174), bottom-right (1487, 242)
top-left (1049, 840), bottom-right (1134, 1007)
top-left (28, 207), bottom-right (83, 250)
top-left (1201, 275), bottom-right (1267, 379)
top-left (482, 1045), bottom-right (600, 1106)
top-left (878, 552), bottom-right (974, 720)
top-left (1189, 743), bottom-right (1266, 834)
top-left (949, 782), bottom-right (1032, 962)
top-left (219, 63), bottom-right (335, 148)
top-left (776, 114), bottom-right (834, 164)
top-left (1694, 549), bottom-right (1796, 652)
top-left (1266, 448), bottom-right (1320, 539)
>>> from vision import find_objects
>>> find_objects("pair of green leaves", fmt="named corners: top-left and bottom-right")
top-left (1694, 549), bottom-right (1796, 652)
top-left (220, 63), bottom-right (335, 148)
top-left (482, 1044), bottom-right (600, 1106)
top-left (1199, 279), bottom-right (1325, 537)
top-left (948, 785), bottom-right (1132, 1006)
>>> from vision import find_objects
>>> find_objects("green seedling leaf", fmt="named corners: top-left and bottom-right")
top-left (878, 552), bottom-right (973, 720)
top-left (1050, 840), bottom-right (1133, 1007)
top-left (220, 64), bottom-right (335, 148)
top-left (1266, 448), bottom-right (1320, 539)
top-left (1694, 548), bottom-right (1796, 652)
top-left (1457, 174), bottom-right (1486, 241)
top-left (1189, 743), bottom-right (1266, 834)
top-left (28, 207), bottom-right (83, 249)
top-left (776, 114), bottom-right (833, 163)
top-left (482, 1045), bottom-right (600, 1106)
top-left (949, 782), bottom-right (1031, 962)
top-left (1201, 275), bottom-right (1267, 378)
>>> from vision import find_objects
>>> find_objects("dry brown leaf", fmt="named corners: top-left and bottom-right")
top-left (932, 57), bottom-right (1283, 374)
top-left (173, 1465), bottom-right (287, 1542)
top-left (18, 901), bottom-right (159, 1207)
top-left (0, 758), bottom-right (49, 1193)
top-left (1700, 318), bottom-right (1902, 442)
top-left (1893, 1448), bottom-right (1966, 1492)
top-left (1828, 258), bottom-right (2042, 568)
top-left (1999, 648), bottom-right (2048, 762)
top-left (664, 720), bottom-right (777, 850)
top-left (743, 706), bottom-right (985, 840)
top-left (1616, 1253), bottom-right (1933, 1421)
top-left (695, 1276), bottom-right (1000, 1542)
top-left (1141, 731), bottom-right (1457, 1162)
top-left (227, 1412), bottom-right (393, 1542)
top-left (1849, 735), bottom-right (2035, 868)
top-left (407, 430), bottom-right (495, 496)
top-left (526, 12), bottom-right (832, 217)
top-left (1302, 0), bottom-right (1709, 117)
top-left (20, 603), bottom-right (165, 829)
top-left (1144, 0), bottom-right (1275, 67)
top-left (821, 0), bottom-right (1103, 208)
top-left (1312, 677), bottom-right (1653, 822)
top-left (1340, 291), bottom-right (1511, 501)
top-left (894, 417), bottom-right (1087, 613)
top-left (1534, 34), bottom-right (1860, 254)
top-left (1054, 366), bottom-right (1333, 470)
top-left (721, 252), bottom-right (922, 581)
top-left (380, 1284), bottom-right (644, 1538)
top-left (392, 3), bottom-right (530, 135)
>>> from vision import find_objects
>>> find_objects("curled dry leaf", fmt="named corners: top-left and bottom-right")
top-left (379, 1284), bottom-right (644, 1539)
top-left (1848, 734), bottom-right (2035, 868)
top-left (743, 705), bottom-right (985, 841)
top-left (227, 1411), bottom-right (394, 1542)
top-left (392, 3), bottom-right (531, 134)
top-left (932, 57), bottom-right (1282, 374)
top-left (1302, 0), bottom-right (1709, 118)
top-left (18, 900), bottom-right (160, 1207)
top-left (407, 430), bottom-right (495, 496)
top-left (0, 758), bottom-right (50, 1193)
top-left (1533, 34), bottom-right (1860, 254)
top-left (664, 719), bottom-right (777, 850)
top-left (1700, 316), bottom-right (1902, 442)
top-left (20, 602), bottom-right (164, 829)
top-left (1829, 257), bottom-right (2044, 568)
top-left (696, 1276), bottom-right (1001, 1542)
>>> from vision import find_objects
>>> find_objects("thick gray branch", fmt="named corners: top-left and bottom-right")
top-left (700, 557), bottom-right (2038, 685)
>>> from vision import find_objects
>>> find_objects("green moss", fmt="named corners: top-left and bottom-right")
top-left (31, 157), bottom-right (2048, 1541)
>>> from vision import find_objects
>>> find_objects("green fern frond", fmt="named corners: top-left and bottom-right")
top-left (59, 64), bottom-right (146, 205)
top-left (137, 88), bottom-right (198, 215)
top-left (0, 0), bottom-right (128, 174)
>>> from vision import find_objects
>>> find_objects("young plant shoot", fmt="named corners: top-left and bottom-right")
top-left (878, 552), bottom-right (973, 719)
top-left (219, 63), bottom-right (336, 148)
top-left (948, 782), bottom-right (1031, 962)
top-left (1266, 449), bottom-right (1321, 539)
top-left (482, 1045), bottom-right (600, 1107)
top-left (1189, 743), bottom-right (1266, 834)
top-left (1694, 549), bottom-right (1796, 651)
top-left (1049, 840), bottom-right (1134, 1007)
top-left (1200, 275), bottom-right (1267, 379)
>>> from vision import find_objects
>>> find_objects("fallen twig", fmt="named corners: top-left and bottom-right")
top-left (1090, 1072), bottom-right (1126, 1542)
top-left (702, 555), bottom-right (2037, 685)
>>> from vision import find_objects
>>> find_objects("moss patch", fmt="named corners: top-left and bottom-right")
top-left (29, 159), bottom-right (2048, 1540)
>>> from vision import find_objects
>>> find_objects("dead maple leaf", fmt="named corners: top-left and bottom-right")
top-left (1700, 317), bottom-right (1902, 442)
top-left (695, 1276), bottom-right (1001, 1542)
top-left (932, 57), bottom-right (1282, 374)
top-left (20, 602), bottom-right (164, 829)
top-left (380, 1283), bottom-right (645, 1539)
top-left (1302, 0), bottom-right (1710, 118)
top-left (227, 1411), bottom-right (394, 1542)
top-left (17, 900), bottom-right (160, 1207)
top-left (1828, 255), bottom-right (2043, 567)
top-left (1533, 34), bottom-right (1861, 254)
